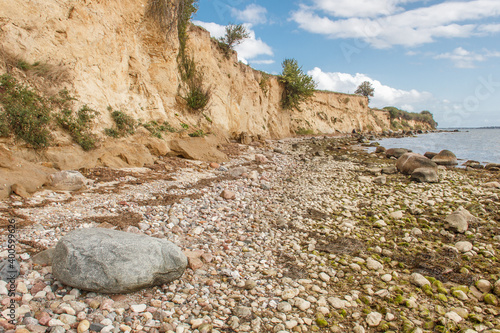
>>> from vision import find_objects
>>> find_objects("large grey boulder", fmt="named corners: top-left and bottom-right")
top-left (52, 228), bottom-right (187, 293)
top-left (396, 153), bottom-right (437, 175)
top-left (48, 171), bottom-right (88, 191)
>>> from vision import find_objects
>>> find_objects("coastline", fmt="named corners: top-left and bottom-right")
top-left (1, 136), bottom-right (499, 332)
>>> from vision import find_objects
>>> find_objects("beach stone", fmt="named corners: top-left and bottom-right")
top-left (48, 170), bottom-right (88, 191)
top-left (445, 311), bottom-right (463, 323)
top-left (494, 279), bottom-right (500, 296)
top-left (424, 152), bottom-right (438, 159)
top-left (77, 320), bottom-right (90, 333)
top-left (483, 181), bottom-right (500, 188)
top-left (234, 306), bottom-right (252, 318)
top-left (382, 166), bottom-right (397, 174)
top-left (255, 154), bottom-right (269, 163)
top-left (375, 146), bottom-right (386, 153)
top-left (464, 160), bottom-right (483, 169)
top-left (475, 280), bottom-right (492, 293)
top-left (410, 273), bottom-right (430, 287)
top-left (277, 302), bottom-right (292, 312)
top-left (52, 228), bottom-right (187, 293)
top-left (366, 258), bottom-right (383, 271)
top-left (229, 167), bottom-right (248, 177)
top-left (220, 190), bottom-right (236, 200)
top-left (485, 163), bottom-right (500, 171)
top-left (373, 175), bottom-right (386, 184)
top-left (397, 153), bottom-right (437, 175)
top-left (386, 148), bottom-right (410, 159)
top-left (432, 150), bottom-right (458, 166)
top-left (366, 312), bottom-right (382, 326)
top-left (411, 167), bottom-right (439, 183)
top-left (455, 241), bottom-right (473, 253)
top-left (445, 207), bottom-right (478, 233)
top-left (32, 248), bottom-right (55, 266)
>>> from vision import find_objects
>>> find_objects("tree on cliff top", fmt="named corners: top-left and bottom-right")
top-left (278, 59), bottom-right (316, 110)
top-left (355, 81), bottom-right (374, 101)
top-left (217, 24), bottom-right (250, 57)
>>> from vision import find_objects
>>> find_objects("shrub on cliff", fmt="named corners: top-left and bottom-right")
top-left (384, 106), bottom-right (438, 129)
top-left (0, 74), bottom-right (52, 148)
top-left (278, 59), bottom-right (316, 110)
top-left (104, 107), bottom-right (136, 138)
top-left (57, 105), bottom-right (99, 151)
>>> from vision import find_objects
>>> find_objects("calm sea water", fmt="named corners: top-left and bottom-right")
top-left (370, 128), bottom-right (500, 165)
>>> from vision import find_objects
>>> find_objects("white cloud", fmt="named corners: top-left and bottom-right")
top-left (250, 59), bottom-right (275, 65)
top-left (192, 21), bottom-right (273, 64)
top-left (231, 4), bottom-right (268, 25)
top-left (308, 67), bottom-right (434, 109)
top-left (291, 0), bottom-right (500, 48)
top-left (310, 0), bottom-right (405, 18)
top-left (434, 47), bottom-right (500, 68)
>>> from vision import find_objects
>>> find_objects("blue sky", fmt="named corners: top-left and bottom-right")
top-left (192, 0), bottom-right (500, 128)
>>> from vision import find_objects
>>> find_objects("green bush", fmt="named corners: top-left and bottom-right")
top-left (0, 74), bottom-right (52, 148)
top-left (188, 129), bottom-right (205, 137)
top-left (105, 107), bottom-right (136, 137)
top-left (57, 105), bottom-right (99, 151)
top-left (184, 83), bottom-right (210, 110)
top-left (142, 120), bottom-right (176, 138)
top-left (278, 59), bottom-right (316, 110)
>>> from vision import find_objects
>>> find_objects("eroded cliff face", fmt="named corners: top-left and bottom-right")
top-left (0, 0), bottom-right (411, 141)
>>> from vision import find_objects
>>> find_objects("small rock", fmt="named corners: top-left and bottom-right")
top-left (366, 258), bottom-right (383, 271)
top-left (277, 302), bottom-right (292, 312)
top-left (77, 320), bottom-right (90, 333)
top-left (130, 304), bottom-right (147, 313)
top-left (366, 312), bottom-right (382, 327)
top-left (319, 272), bottom-right (330, 282)
top-left (455, 241), bottom-right (473, 253)
top-left (220, 190), bottom-right (236, 200)
top-left (410, 273), bottom-right (430, 287)
top-left (234, 306), bottom-right (252, 318)
top-left (445, 311), bottom-right (463, 323)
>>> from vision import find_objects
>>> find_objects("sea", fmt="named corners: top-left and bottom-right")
top-left (369, 128), bottom-right (500, 165)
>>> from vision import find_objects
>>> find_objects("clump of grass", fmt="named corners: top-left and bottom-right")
top-left (57, 105), bottom-right (99, 151)
top-left (295, 127), bottom-right (314, 135)
top-left (188, 129), bottom-right (205, 137)
top-left (180, 122), bottom-right (189, 130)
top-left (0, 74), bottom-right (52, 148)
top-left (104, 107), bottom-right (136, 138)
top-left (142, 120), bottom-right (176, 138)
top-left (184, 81), bottom-right (210, 110)
top-left (259, 72), bottom-right (270, 95)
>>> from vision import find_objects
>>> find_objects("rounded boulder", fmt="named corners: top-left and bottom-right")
top-left (431, 150), bottom-right (458, 166)
top-left (52, 228), bottom-right (187, 293)
top-left (396, 153), bottom-right (438, 175)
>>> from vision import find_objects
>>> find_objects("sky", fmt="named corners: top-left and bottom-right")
top-left (192, 0), bottom-right (500, 128)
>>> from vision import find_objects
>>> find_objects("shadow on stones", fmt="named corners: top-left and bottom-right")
top-left (393, 248), bottom-right (474, 285)
top-left (80, 212), bottom-right (143, 230)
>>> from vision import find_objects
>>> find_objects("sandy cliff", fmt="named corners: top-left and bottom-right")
top-left (0, 0), bottom-right (432, 197)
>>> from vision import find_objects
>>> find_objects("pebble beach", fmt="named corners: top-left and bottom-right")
top-left (1, 135), bottom-right (500, 333)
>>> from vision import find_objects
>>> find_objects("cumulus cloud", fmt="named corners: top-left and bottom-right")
top-left (291, 0), bottom-right (500, 48)
top-left (231, 4), bottom-right (268, 25)
top-left (250, 59), bottom-right (275, 65)
top-left (434, 47), bottom-right (500, 68)
top-left (192, 21), bottom-right (273, 64)
top-left (308, 67), bottom-right (434, 110)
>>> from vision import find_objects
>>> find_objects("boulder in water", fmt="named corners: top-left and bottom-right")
top-left (386, 148), bottom-right (411, 159)
top-left (375, 146), bottom-right (386, 154)
top-left (424, 152), bottom-right (438, 159)
top-left (52, 228), bottom-right (187, 293)
top-left (485, 163), bottom-right (500, 171)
